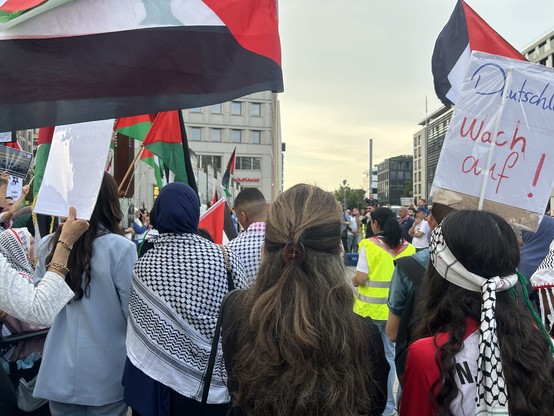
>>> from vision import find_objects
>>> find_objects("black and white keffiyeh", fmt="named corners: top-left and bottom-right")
top-left (126, 233), bottom-right (247, 403)
top-left (226, 221), bottom-right (265, 285)
top-left (0, 227), bottom-right (34, 280)
top-left (429, 223), bottom-right (517, 416)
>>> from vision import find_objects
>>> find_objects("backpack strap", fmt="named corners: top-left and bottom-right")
top-left (394, 255), bottom-right (426, 286)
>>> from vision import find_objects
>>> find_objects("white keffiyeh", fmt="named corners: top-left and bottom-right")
top-left (429, 223), bottom-right (517, 416)
top-left (530, 239), bottom-right (554, 332)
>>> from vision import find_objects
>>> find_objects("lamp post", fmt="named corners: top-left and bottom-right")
top-left (342, 179), bottom-right (348, 209)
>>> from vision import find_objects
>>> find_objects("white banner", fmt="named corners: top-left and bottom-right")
top-left (431, 52), bottom-right (554, 230)
top-left (34, 119), bottom-right (113, 220)
top-left (6, 175), bottom-right (22, 200)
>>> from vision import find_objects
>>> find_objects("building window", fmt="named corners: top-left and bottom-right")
top-left (231, 101), bottom-right (242, 115)
top-left (231, 129), bottom-right (242, 143)
top-left (251, 102), bottom-right (262, 117)
top-left (211, 103), bottom-right (222, 113)
top-left (211, 128), bottom-right (222, 142)
top-left (198, 155), bottom-right (222, 173)
top-left (236, 156), bottom-right (261, 170)
top-left (190, 127), bottom-right (201, 141)
top-left (251, 130), bottom-right (261, 144)
top-left (190, 107), bottom-right (201, 113)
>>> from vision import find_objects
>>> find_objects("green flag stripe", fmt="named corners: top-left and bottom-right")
top-left (144, 142), bottom-right (187, 184)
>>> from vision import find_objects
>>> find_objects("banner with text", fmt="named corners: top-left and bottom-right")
top-left (431, 51), bottom-right (554, 231)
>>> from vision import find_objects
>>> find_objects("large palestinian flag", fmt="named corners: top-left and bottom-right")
top-left (0, 0), bottom-right (283, 131)
top-left (432, 0), bottom-right (524, 107)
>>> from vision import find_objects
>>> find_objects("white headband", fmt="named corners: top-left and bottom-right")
top-left (429, 222), bottom-right (516, 415)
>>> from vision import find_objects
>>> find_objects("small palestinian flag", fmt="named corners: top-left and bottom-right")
top-left (142, 111), bottom-right (197, 193)
top-left (432, 0), bottom-right (524, 106)
top-left (221, 148), bottom-right (236, 198)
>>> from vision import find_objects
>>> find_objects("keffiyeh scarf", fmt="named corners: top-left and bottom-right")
top-left (0, 227), bottom-right (34, 280)
top-left (126, 233), bottom-right (246, 403)
top-left (429, 223), bottom-right (517, 416)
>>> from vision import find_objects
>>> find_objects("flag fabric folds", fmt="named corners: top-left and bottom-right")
top-left (142, 111), bottom-right (197, 194)
top-left (432, 0), bottom-right (524, 107)
top-left (33, 127), bottom-right (55, 198)
top-left (199, 198), bottom-right (237, 244)
top-left (140, 148), bottom-right (164, 190)
top-left (115, 114), bottom-right (164, 188)
top-left (114, 114), bottom-right (155, 141)
top-left (221, 148), bottom-right (237, 198)
top-left (0, 0), bottom-right (283, 131)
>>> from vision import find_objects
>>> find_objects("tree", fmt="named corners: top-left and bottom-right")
top-left (333, 183), bottom-right (366, 210)
top-left (402, 178), bottom-right (413, 197)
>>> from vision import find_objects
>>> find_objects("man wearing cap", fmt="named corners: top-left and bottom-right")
top-left (409, 206), bottom-right (430, 252)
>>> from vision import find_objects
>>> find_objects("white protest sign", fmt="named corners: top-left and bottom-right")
top-left (6, 175), bottom-right (22, 200)
top-left (34, 119), bottom-right (113, 220)
top-left (0, 132), bottom-right (11, 143)
top-left (431, 52), bottom-right (554, 230)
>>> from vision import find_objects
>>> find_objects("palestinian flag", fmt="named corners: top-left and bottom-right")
top-left (114, 114), bottom-right (155, 141)
top-left (432, 0), bottom-right (524, 107)
top-left (115, 113), bottom-right (164, 188)
top-left (0, 0), bottom-right (48, 23)
top-left (140, 148), bottom-right (163, 189)
top-left (199, 198), bottom-right (238, 244)
top-left (0, 0), bottom-right (283, 131)
top-left (33, 126), bottom-right (54, 198)
top-left (221, 147), bottom-right (237, 198)
top-left (32, 126), bottom-right (56, 238)
top-left (142, 111), bottom-right (197, 194)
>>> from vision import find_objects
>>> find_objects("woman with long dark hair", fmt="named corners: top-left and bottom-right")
top-left (352, 207), bottom-right (415, 416)
top-left (33, 172), bottom-right (137, 416)
top-left (400, 210), bottom-right (554, 415)
top-left (222, 184), bottom-right (389, 416)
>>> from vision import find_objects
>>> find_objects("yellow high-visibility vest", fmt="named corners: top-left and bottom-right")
top-left (353, 237), bottom-right (415, 321)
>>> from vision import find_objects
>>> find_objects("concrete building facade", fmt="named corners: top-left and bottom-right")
top-left (376, 155), bottom-right (413, 205)
top-left (132, 91), bottom-right (283, 210)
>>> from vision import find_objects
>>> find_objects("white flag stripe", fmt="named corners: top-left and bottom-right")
top-left (0, 0), bottom-right (224, 40)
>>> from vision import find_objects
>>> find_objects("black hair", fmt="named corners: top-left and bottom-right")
top-left (370, 207), bottom-right (402, 248)
top-left (415, 210), bottom-right (554, 415)
top-left (46, 172), bottom-right (124, 300)
top-left (234, 188), bottom-right (266, 218)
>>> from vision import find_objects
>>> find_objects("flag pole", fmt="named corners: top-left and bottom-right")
top-left (126, 165), bottom-right (150, 198)
top-left (118, 144), bottom-right (144, 195)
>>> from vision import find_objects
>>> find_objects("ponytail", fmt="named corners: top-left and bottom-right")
top-left (371, 208), bottom-right (402, 248)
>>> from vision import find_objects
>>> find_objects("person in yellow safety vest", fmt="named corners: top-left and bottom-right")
top-left (352, 207), bottom-right (415, 416)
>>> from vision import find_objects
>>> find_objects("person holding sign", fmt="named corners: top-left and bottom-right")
top-left (33, 172), bottom-right (137, 416)
top-left (0, 185), bottom-right (29, 229)
top-left (400, 210), bottom-right (554, 416)
top-left (0, 205), bottom-right (88, 416)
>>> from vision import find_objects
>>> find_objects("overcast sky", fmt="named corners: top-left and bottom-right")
top-left (277, 0), bottom-right (554, 192)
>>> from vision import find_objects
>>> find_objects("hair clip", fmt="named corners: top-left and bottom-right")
top-left (283, 241), bottom-right (305, 264)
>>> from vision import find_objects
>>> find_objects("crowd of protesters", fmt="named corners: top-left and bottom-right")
top-left (0, 172), bottom-right (553, 416)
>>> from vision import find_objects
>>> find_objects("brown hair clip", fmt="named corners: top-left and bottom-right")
top-left (283, 241), bottom-right (305, 264)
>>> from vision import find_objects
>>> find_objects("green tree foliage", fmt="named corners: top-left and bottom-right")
top-left (402, 178), bottom-right (413, 197)
top-left (333, 184), bottom-right (366, 210)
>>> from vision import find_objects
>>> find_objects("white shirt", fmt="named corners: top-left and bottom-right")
top-left (0, 253), bottom-right (74, 326)
top-left (412, 220), bottom-right (430, 249)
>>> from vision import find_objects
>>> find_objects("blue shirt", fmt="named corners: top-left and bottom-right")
top-left (387, 249), bottom-right (429, 316)
top-left (33, 232), bottom-right (137, 406)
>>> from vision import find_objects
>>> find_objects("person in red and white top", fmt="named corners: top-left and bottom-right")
top-left (400, 210), bottom-right (554, 416)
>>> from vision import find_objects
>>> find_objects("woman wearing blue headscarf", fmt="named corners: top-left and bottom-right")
top-left (123, 183), bottom-right (247, 416)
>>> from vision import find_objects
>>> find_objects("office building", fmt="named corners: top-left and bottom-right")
top-left (376, 155), bottom-right (413, 205)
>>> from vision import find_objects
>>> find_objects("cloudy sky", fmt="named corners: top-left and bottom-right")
top-left (277, 0), bottom-right (554, 192)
